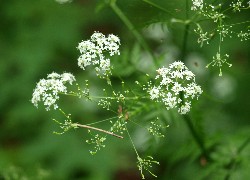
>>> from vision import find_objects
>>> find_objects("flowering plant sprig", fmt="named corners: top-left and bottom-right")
top-left (31, 31), bottom-right (203, 179)
top-left (45, 1), bottom-right (250, 178)
top-left (190, 0), bottom-right (250, 76)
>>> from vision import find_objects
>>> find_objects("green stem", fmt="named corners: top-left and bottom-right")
top-left (180, 23), bottom-right (190, 60)
top-left (180, 0), bottom-right (209, 160)
top-left (224, 137), bottom-right (250, 180)
top-left (182, 114), bottom-right (209, 160)
top-left (109, 0), bottom-right (159, 68)
top-left (181, 0), bottom-right (190, 60)
top-left (142, 0), bottom-right (174, 16)
top-left (237, 137), bottom-right (250, 154)
top-left (125, 124), bottom-right (139, 157)
top-left (63, 92), bottom-right (148, 100)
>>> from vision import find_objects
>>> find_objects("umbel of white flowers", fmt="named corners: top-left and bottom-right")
top-left (31, 72), bottom-right (75, 111)
top-left (77, 32), bottom-right (120, 78)
top-left (145, 61), bottom-right (202, 114)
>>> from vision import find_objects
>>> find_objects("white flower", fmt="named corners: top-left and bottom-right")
top-left (160, 76), bottom-right (172, 86)
top-left (156, 67), bottom-right (169, 76)
top-left (178, 102), bottom-right (191, 114)
top-left (77, 32), bottom-right (120, 78)
top-left (145, 61), bottom-right (202, 114)
top-left (172, 82), bottom-right (184, 95)
top-left (191, 0), bottom-right (203, 11)
top-left (184, 82), bottom-right (202, 99)
top-left (149, 86), bottom-right (161, 100)
top-left (61, 73), bottom-right (76, 84)
top-left (162, 92), bottom-right (179, 109)
top-left (183, 70), bottom-right (195, 80)
top-left (31, 72), bottom-right (75, 111)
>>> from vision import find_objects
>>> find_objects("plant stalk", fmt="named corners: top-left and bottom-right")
top-left (182, 114), bottom-right (209, 159)
top-left (74, 123), bottom-right (123, 139)
top-left (180, 0), bottom-right (209, 160)
top-left (109, 0), bottom-right (159, 68)
top-left (224, 137), bottom-right (250, 180)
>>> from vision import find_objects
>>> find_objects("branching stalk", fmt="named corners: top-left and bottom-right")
top-left (182, 114), bottom-right (209, 160)
top-left (180, 0), bottom-right (210, 160)
top-left (142, 0), bottom-right (174, 16)
top-left (224, 137), bottom-right (250, 180)
top-left (109, 0), bottom-right (159, 68)
top-left (74, 123), bottom-right (123, 139)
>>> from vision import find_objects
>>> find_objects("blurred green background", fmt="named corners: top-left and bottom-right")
top-left (0, 0), bottom-right (250, 179)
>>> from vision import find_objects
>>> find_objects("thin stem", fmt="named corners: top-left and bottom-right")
top-left (180, 24), bottom-right (190, 60)
top-left (225, 20), bottom-right (250, 26)
top-left (142, 0), bottom-right (174, 16)
top-left (84, 116), bottom-right (118, 126)
top-left (181, 0), bottom-right (190, 60)
top-left (74, 123), bottom-right (123, 139)
top-left (181, 0), bottom-right (190, 61)
top-left (224, 137), bottom-right (250, 180)
top-left (185, 0), bottom-right (189, 19)
top-left (109, 0), bottom-right (159, 68)
top-left (182, 114), bottom-right (209, 159)
top-left (125, 124), bottom-right (139, 157)
top-left (63, 92), bottom-right (148, 100)
top-left (237, 137), bottom-right (250, 154)
top-left (90, 96), bottom-right (142, 100)
top-left (179, 0), bottom-right (209, 160)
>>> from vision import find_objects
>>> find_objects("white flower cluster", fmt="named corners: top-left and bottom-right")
top-left (77, 32), bottom-right (120, 78)
top-left (145, 61), bottom-right (202, 114)
top-left (191, 0), bottom-right (203, 11)
top-left (31, 72), bottom-right (75, 111)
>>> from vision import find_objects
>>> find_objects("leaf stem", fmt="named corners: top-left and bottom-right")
top-left (180, 0), bottom-right (210, 160)
top-left (142, 0), bottom-right (174, 16)
top-left (109, 0), bottom-right (159, 68)
top-left (181, 0), bottom-right (190, 60)
top-left (180, 23), bottom-right (190, 60)
top-left (224, 136), bottom-right (250, 180)
top-left (63, 92), bottom-right (148, 101)
top-left (182, 114), bottom-right (209, 159)
top-left (125, 124), bottom-right (139, 157)
top-left (74, 123), bottom-right (123, 139)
